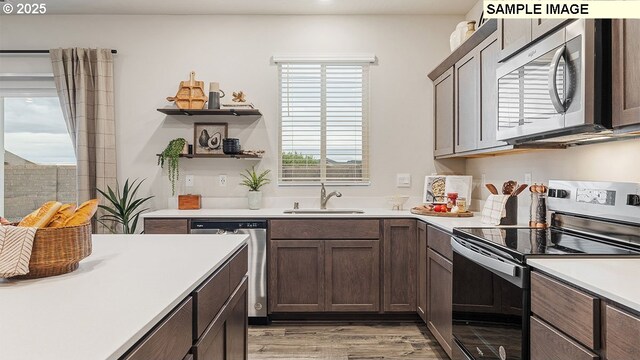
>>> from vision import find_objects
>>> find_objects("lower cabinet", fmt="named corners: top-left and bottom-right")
top-left (605, 304), bottom-right (640, 360)
top-left (269, 239), bottom-right (380, 313)
top-left (144, 218), bottom-right (189, 234)
top-left (192, 277), bottom-right (248, 360)
top-left (417, 221), bottom-right (428, 323)
top-left (383, 219), bottom-right (417, 312)
top-left (426, 248), bottom-right (453, 358)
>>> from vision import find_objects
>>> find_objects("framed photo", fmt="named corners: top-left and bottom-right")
top-left (194, 122), bottom-right (228, 155)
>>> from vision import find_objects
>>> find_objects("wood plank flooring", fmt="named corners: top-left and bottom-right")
top-left (248, 322), bottom-right (449, 359)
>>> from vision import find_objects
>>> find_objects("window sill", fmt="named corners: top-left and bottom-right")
top-left (278, 181), bottom-right (371, 187)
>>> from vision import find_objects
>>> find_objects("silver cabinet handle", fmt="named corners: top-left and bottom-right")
top-left (451, 238), bottom-right (517, 278)
top-left (548, 45), bottom-right (566, 114)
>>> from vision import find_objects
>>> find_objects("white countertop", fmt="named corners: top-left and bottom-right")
top-left (141, 208), bottom-right (501, 233)
top-left (527, 258), bottom-right (640, 313)
top-left (0, 234), bottom-right (248, 360)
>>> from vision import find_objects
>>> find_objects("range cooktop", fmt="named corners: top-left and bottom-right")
top-left (453, 227), bottom-right (640, 262)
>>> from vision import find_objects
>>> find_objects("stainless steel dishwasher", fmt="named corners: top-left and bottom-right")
top-left (190, 219), bottom-right (268, 324)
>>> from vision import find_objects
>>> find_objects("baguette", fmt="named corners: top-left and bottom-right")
top-left (18, 201), bottom-right (63, 228)
top-left (63, 199), bottom-right (99, 227)
top-left (47, 203), bottom-right (77, 228)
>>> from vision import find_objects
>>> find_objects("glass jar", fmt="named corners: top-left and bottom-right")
top-left (446, 192), bottom-right (458, 211)
top-left (456, 197), bottom-right (467, 212)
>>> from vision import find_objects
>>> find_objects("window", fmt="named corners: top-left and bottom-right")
top-left (1, 76), bottom-right (76, 221)
top-left (278, 60), bottom-right (370, 184)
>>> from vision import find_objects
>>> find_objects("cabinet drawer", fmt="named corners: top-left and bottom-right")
top-left (530, 316), bottom-right (599, 360)
top-left (183, 355), bottom-right (193, 360)
top-left (230, 245), bottom-right (248, 291)
top-left (605, 305), bottom-right (640, 360)
top-left (531, 272), bottom-right (599, 349)
top-left (270, 219), bottom-right (380, 239)
top-left (192, 264), bottom-right (230, 340)
top-left (144, 219), bottom-right (189, 234)
top-left (427, 225), bottom-right (452, 261)
top-left (193, 277), bottom-right (248, 360)
top-left (123, 297), bottom-right (193, 360)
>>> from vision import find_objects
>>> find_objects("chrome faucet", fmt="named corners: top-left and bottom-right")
top-left (320, 182), bottom-right (342, 209)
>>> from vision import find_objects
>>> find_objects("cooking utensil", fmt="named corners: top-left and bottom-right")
top-left (512, 184), bottom-right (528, 197)
top-left (485, 184), bottom-right (499, 195)
top-left (502, 180), bottom-right (517, 195)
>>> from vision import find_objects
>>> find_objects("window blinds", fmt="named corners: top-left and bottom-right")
top-left (279, 62), bottom-right (370, 184)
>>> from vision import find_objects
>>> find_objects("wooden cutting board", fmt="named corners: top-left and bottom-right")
top-left (410, 206), bottom-right (473, 217)
top-left (178, 194), bottom-right (201, 210)
top-left (166, 71), bottom-right (208, 110)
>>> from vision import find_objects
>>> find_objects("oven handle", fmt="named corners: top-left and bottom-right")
top-left (548, 45), bottom-right (566, 114)
top-left (451, 238), bottom-right (518, 278)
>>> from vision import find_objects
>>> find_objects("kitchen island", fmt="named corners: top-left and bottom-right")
top-left (0, 234), bottom-right (248, 360)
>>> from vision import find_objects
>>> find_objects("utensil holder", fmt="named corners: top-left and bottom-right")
top-left (500, 196), bottom-right (518, 225)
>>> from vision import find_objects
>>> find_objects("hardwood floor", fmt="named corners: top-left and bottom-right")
top-left (248, 322), bottom-right (449, 359)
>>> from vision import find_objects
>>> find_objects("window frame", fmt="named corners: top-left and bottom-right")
top-left (277, 60), bottom-right (371, 186)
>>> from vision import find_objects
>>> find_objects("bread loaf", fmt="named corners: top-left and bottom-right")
top-left (63, 199), bottom-right (99, 227)
top-left (47, 203), bottom-right (77, 228)
top-left (18, 201), bottom-right (63, 228)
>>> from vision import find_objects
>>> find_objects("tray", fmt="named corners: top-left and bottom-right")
top-left (411, 206), bottom-right (474, 217)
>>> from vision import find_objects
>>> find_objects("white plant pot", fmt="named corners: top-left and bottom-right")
top-left (247, 191), bottom-right (262, 210)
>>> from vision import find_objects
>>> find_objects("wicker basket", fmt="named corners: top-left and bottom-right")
top-left (15, 223), bottom-right (92, 279)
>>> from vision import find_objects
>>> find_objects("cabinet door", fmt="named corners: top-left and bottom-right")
top-left (268, 240), bottom-right (325, 312)
top-left (612, 19), bottom-right (640, 128)
top-left (417, 222), bottom-right (428, 323)
top-left (383, 219), bottom-right (417, 312)
top-left (478, 34), bottom-right (505, 150)
top-left (434, 68), bottom-right (455, 157)
top-left (427, 248), bottom-right (452, 358)
top-left (498, 19), bottom-right (532, 60)
top-left (455, 50), bottom-right (479, 153)
top-left (226, 284), bottom-right (248, 360)
top-left (532, 19), bottom-right (569, 41)
top-left (325, 240), bottom-right (380, 312)
top-left (144, 219), bottom-right (189, 234)
top-left (605, 305), bottom-right (640, 360)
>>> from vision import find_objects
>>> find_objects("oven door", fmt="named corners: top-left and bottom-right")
top-left (496, 22), bottom-right (584, 142)
top-left (451, 237), bottom-right (529, 360)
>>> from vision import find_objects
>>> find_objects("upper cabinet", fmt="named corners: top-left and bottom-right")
top-left (612, 19), bottom-right (640, 130)
top-left (498, 19), bottom-right (532, 61)
top-left (532, 19), bottom-right (570, 41)
top-left (434, 68), bottom-right (456, 157)
top-left (455, 49), bottom-right (479, 153)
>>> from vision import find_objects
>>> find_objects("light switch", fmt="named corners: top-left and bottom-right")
top-left (397, 174), bottom-right (411, 188)
top-left (524, 173), bottom-right (532, 185)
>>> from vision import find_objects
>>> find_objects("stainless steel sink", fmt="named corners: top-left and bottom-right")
top-left (283, 209), bottom-right (365, 214)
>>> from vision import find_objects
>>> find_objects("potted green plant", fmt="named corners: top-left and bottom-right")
top-left (157, 138), bottom-right (187, 196)
top-left (97, 178), bottom-right (154, 234)
top-left (240, 166), bottom-right (271, 210)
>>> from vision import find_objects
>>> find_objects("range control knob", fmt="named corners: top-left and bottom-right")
top-left (627, 194), bottom-right (640, 206)
top-left (548, 188), bottom-right (569, 198)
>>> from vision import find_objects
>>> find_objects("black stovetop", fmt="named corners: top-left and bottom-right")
top-left (453, 227), bottom-right (640, 262)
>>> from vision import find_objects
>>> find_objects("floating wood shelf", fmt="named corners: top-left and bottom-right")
top-left (156, 153), bottom-right (262, 160)
top-left (157, 108), bottom-right (262, 117)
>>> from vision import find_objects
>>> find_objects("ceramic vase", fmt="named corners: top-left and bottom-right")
top-left (248, 191), bottom-right (262, 210)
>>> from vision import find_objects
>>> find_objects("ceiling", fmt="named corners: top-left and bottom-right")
top-left (2, 0), bottom-right (476, 15)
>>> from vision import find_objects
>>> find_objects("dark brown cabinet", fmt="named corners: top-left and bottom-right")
top-left (383, 219), bottom-right (417, 312)
top-left (144, 218), bottom-right (189, 234)
top-left (268, 240), bottom-right (325, 312)
top-left (434, 67), bottom-right (455, 157)
top-left (417, 222), bottom-right (428, 323)
top-left (426, 248), bottom-right (452, 358)
top-left (498, 19), bottom-right (532, 60)
top-left (325, 240), bottom-right (380, 312)
top-left (612, 19), bottom-right (640, 129)
top-left (604, 305), bottom-right (640, 360)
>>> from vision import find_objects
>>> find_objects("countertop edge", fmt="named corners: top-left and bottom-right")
top-left (108, 236), bottom-right (248, 360)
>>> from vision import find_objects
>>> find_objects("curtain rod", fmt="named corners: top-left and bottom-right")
top-left (0, 49), bottom-right (118, 54)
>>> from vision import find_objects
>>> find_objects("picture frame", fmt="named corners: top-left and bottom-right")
top-left (194, 122), bottom-right (228, 155)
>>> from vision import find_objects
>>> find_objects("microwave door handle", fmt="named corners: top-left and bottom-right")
top-left (548, 46), bottom-right (566, 114)
top-left (451, 238), bottom-right (517, 278)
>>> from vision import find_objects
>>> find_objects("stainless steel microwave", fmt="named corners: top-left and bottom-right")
top-left (496, 20), bottom-right (611, 144)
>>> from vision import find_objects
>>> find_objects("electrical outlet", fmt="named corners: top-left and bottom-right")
top-left (185, 175), bottom-right (194, 187)
top-left (524, 173), bottom-right (532, 185)
top-left (219, 175), bottom-right (227, 187)
top-left (396, 174), bottom-right (411, 188)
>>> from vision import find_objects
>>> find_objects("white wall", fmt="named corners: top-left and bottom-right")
top-left (0, 14), bottom-right (465, 210)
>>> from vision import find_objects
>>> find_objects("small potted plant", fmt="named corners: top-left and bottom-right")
top-left (240, 166), bottom-right (270, 210)
top-left (157, 138), bottom-right (187, 196)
